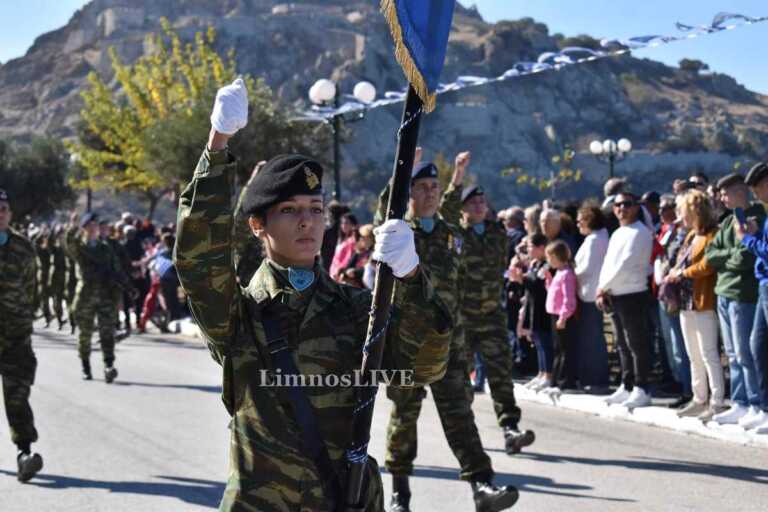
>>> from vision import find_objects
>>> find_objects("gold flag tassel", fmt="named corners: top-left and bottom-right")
top-left (380, 0), bottom-right (438, 113)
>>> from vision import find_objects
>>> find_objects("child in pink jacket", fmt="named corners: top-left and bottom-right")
top-left (544, 240), bottom-right (578, 394)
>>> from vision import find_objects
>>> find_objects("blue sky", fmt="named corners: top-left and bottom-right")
top-left (1, 1), bottom-right (766, 93)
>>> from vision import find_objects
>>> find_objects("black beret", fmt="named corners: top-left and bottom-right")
top-left (242, 154), bottom-right (323, 215)
top-left (716, 173), bottom-right (745, 189)
top-left (461, 185), bottom-right (484, 203)
top-left (80, 212), bottom-right (99, 228)
top-left (745, 163), bottom-right (768, 187)
top-left (411, 162), bottom-right (438, 182)
top-left (0, 188), bottom-right (7, 202)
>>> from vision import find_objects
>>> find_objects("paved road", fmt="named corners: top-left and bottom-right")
top-left (1, 324), bottom-right (766, 511)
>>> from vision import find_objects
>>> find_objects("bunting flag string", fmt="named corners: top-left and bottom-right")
top-left (297, 11), bottom-right (767, 122)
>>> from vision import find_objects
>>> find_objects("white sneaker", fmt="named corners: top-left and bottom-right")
top-left (739, 408), bottom-right (766, 430)
top-left (751, 414), bottom-right (768, 435)
top-left (712, 404), bottom-right (750, 425)
top-left (605, 384), bottom-right (630, 405)
top-left (739, 411), bottom-right (768, 430)
top-left (524, 377), bottom-right (542, 389)
top-left (531, 378), bottom-right (552, 392)
top-left (621, 387), bottom-right (651, 409)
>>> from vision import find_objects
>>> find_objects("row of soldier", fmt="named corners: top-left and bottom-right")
top-left (0, 200), bottom-right (181, 483)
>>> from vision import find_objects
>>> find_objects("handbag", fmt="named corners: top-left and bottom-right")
top-left (658, 242), bottom-right (694, 315)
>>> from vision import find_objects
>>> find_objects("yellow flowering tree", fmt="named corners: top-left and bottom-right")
top-left (68, 18), bottom-right (323, 218)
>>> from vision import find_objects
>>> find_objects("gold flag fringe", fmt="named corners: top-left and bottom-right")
top-left (380, 0), bottom-right (438, 113)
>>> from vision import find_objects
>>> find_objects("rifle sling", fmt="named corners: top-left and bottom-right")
top-left (244, 300), bottom-right (344, 509)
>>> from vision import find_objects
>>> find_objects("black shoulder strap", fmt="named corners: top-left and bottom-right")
top-left (251, 303), bottom-right (344, 509)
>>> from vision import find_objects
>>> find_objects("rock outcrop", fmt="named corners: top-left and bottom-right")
top-left (1, 0), bottom-right (766, 208)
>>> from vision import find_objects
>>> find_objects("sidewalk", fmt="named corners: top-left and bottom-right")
top-left (514, 383), bottom-right (768, 448)
top-left (171, 316), bottom-right (768, 448)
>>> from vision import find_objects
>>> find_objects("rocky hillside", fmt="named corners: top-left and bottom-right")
top-left (2, 0), bottom-right (767, 211)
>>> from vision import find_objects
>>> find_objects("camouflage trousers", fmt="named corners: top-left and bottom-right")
top-left (219, 420), bottom-right (384, 512)
top-left (385, 326), bottom-right (493, 481)
top-left (38, 282), bottom-right (53, 322)
top-left (465, 310), bottom-right (522, 429)
top-left (74, 292), bottom-right (117, 365)
top-left (67, 274), bottom-right (78, 323)
top-left (50, 282), bottom-right (66, 322)
top-left (0, 337), bottom-right (38, 447)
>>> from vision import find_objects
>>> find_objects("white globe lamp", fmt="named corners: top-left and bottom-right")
top-left (353, 81), bottom-right (377, 103)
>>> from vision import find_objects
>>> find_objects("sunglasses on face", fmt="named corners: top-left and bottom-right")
top-left (613, 201), bottom-right (636, 209)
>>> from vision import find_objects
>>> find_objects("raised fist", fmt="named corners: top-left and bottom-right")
top-left (210, 78), bottom-right (249, 135)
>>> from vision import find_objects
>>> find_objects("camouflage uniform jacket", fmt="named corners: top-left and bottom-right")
top-left (375, 184), bottom-right (466, 330)
top-left (0, 229), bottom-right (37, 342)
top-left (440, 183), bottom-right (510, 317)
top-left (63, 228), bottom-right (124, 298)
top-left (49, 241), bottom-right (67, 289)
top-left (175, 149), bottom-right (450, 511)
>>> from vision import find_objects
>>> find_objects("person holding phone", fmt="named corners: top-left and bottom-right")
top-left (705, 173), bottom-right (764, 425)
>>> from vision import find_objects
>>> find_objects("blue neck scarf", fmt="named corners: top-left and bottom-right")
top-left (473, 223), bottom-right (485, 235)
top-left (0, 231), bottom-right (7, 247)
top-left (288, 267), bottom-right (315, 292)
top-left (420, 217), bottom-right (435, 234)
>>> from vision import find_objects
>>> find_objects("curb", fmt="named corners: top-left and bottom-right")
top-left (515, 384), bottom-right (768, 448)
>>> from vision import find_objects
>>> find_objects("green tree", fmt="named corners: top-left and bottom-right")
top-left (0, 137), bottom-right (75, 220)
top-left (68, 18), bottom-right (324, 218)
top-left (679, 58), bottom-right (709, 75)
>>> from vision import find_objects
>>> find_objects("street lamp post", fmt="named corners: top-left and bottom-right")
top-left (589, 138), bottom-right (632, 179)
top-left (308, 79), bottom-right (377, 201)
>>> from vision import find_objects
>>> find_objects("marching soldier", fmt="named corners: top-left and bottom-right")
top-left (0, 188), bottom-right (44, 482)
top-left (440, 151), bottom-right (536, 455)
top-left (174, 78), bottom-right (451, 511)
top-left (49, 225), bottom-right (69, 330)
top-left (380, 155), bottom-right (519, 512)
top-left (64, 212), bottom-right (130, 382)
top-left (33, 226), bottom-right (53, 326)
top-left (65, 235), bottom-right (79, 335)
top-left (99, 219), bottom-right (133, 338)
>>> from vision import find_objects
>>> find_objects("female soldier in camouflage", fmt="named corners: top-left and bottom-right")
top-left (174, 79), bottom-right (451, 511)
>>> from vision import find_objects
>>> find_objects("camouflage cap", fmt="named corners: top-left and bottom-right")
top-left (242, 154), bottom-right (323, 215)
top-left (461, 185), bottom-right (484, 203)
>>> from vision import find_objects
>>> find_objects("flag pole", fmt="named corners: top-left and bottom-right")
top-left (343, 85), bottom-right (423, 511)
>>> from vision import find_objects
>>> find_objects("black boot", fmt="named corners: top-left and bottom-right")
top-left (503, 427), bottom-right (536, 455)
top-left (81, 359), bottom-right (92, 381)
top-left (57, 317), bottom-right (66, 331)
top-left (104, 365), bottom-right (118, 384)
top-left (471, 480), bottom-right (519, 512)
top-left (17, 450), bottom-right (43, 483)
top-left (389, 475), bottom-right (412, 512)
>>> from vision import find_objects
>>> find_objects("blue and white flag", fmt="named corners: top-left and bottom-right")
top-left (381, 0), bottom-right (456, 112)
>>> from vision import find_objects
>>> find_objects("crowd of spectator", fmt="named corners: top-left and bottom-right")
top-left (321, 163), bottom-right (768, 435)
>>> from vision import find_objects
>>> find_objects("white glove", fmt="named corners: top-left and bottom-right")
top-left (210, 78), bottom-right (248, 135)
top-left (373, 219), bottom-right (419, 278)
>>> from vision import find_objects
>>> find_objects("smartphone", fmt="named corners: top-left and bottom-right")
top-left (734, 207), bottom-right (747, 226)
